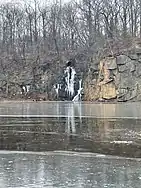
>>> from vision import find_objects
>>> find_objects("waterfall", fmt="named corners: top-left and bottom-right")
top-left (54, 84), bottom-right (61, 98)
top-left (64, 66), bottom-right (76, 98)
top-left (53, 61), bottom-right (83, 101)
top-left (72, 79), bottom-right (83, 102)
top-left (26, 85), bottom-right (30, 92)
top-left (21, 85), bottom-right (30, 94)
top-left (54, 84), bottom-right (61, 95)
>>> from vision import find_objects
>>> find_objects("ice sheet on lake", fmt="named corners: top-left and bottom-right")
top-left (0, 150), bottom-right (140, 161)
top-left (110, 141), bottom-right (133, 144)
top-left (0, 102), bottom-right (140, 119)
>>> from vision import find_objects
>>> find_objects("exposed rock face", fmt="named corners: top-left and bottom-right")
top-left (99, 82), bottom-right (117, 100)
top-left (1, 46), bottom-right (141, 102)
top-left (84, 52), bottom-right (141, 102)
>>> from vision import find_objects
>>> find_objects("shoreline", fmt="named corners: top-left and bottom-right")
top-left (0, 99), bottom-right (139, 104)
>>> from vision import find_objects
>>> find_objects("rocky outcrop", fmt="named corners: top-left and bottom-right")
top-left (84, 50), bottom-right (141, 102)
top-left (99, 82), bottom-right (117, 100)
top-left (1, 45), bottom-right (141, 102)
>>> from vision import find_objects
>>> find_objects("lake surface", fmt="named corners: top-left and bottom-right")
top-left (0, 101), bottom-right (141, 118)
top-left (0, 101), bottom-right (141, 187)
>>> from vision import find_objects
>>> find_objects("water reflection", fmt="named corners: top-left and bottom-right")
top-left (0, 102), bottom-right (140, 187)
top-left (0, 101), bottom-right (141, 118)
top-left (66, 103), bottom-right (82, 134)
top-left (0, 117), bottom-right (141, 157)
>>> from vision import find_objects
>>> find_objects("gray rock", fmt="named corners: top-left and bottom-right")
top-left (117, 86), bottom-right (138, 101)
top-left (117, 73), bottom-right (136, 88)
top-left (115, 72), bottom-right (121, 86)
top-left (90, 64), bottom-right (99, 71)
top-left (118, 64), bottom-right (129, 72)
top-left (106, 57), bottom-right (117, 70)
top-left (127, 61), bottom-right (136, 72)
top-left (126, 88), bottom-right (137, 100)
top-left (117, 56), bottom-right (136, 72)
top-left (128, 54), bottom-right (139, 60)
top-left (134, 64), bottom-right (141, 77)
top-left (117, 88), bottom-right (128, 98)
top-left (116, 55), bottom-right (131, 65)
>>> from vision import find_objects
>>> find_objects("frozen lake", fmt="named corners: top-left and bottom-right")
top-left (0, 151), bottom-right (141, 188)
top-left (0, 101), bottom-right (140, 118)
top-left (0, 101), bottom-right (141, 187)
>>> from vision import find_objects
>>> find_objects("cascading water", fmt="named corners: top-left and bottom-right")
top-left (72, 79), bottom-right (83, 102)
top-left (21, 85), bottom-right (31, 94)
top-left (54, 84), bottom-right (61, 98)
top-left (64, 65), bottom-right (76, 98)
top-left (54, 61), bottom-right (83, 101)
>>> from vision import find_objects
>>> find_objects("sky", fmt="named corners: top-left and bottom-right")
top-left (0, 0), bottom-right (72, 5)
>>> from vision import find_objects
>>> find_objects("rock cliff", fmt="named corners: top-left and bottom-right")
top-left (84, 50), bottom-right (141, 102)
top-left (1, 43), bottom-right (141, 102)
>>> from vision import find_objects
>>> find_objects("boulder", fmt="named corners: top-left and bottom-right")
top-left (117, 86), bottom-right (138, 101)
top-left (118, 64), bottom-right (129, 72)
top-left (116, 55), bottom-right (131, 65)
top-left (134, 63), bottom-right (141, 77)
top-left (99, 82), bottom-right (117, 100)
top-left (128, 53), bottom-right (139, 60)
top-left (118, 73), bottom-right (136, 88)
top-left (105, 57), bottom-right (117, 70)
top-left (127, 61), bottom-right (136, 72)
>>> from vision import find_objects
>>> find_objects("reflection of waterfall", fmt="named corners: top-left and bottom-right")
top-left (78, 102), bottom-right (82, 124)
top-left (66, 103), bottom-right (82, 134)
top-left (66, 103), bottom-right (75, 134)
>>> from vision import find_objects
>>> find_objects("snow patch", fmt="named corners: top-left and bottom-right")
top-left (110, 141), bottom-right (133, 144)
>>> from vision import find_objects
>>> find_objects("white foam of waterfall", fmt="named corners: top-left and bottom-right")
top-left (54, 84), bottom-right (61, 97)
top-left (65, 66), bottom-right (76, 97)
top-left (26, 85), bottom-right (30, 92)
top-left (21, 85), bottom-right (30, 94)
top-left (22, 86), bottom-right (26, 94)
top-left (72, 79), bottom-right (83, 102)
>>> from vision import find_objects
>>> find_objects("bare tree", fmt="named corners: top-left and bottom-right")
top-left (0, 0), bottom-right (141, 97)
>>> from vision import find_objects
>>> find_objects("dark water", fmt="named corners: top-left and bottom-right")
top-left (0, 102), bottom-right (141, 187)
